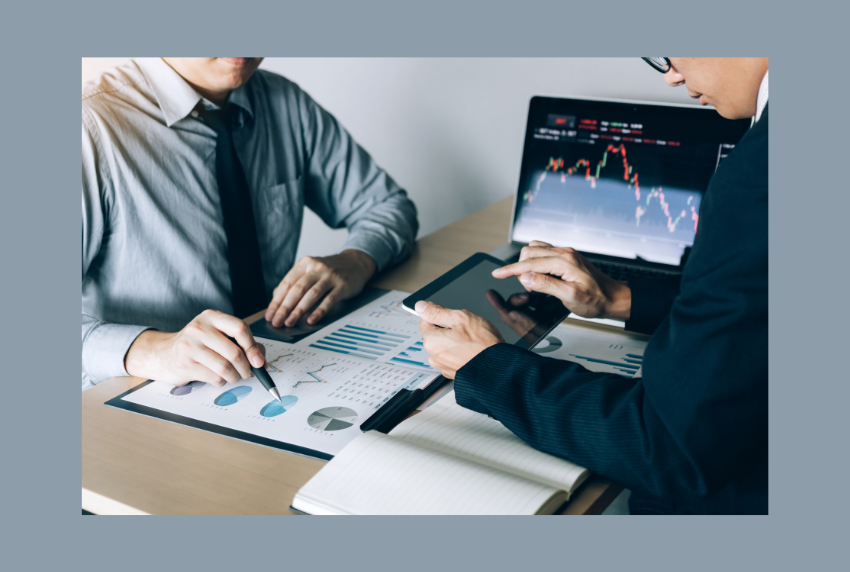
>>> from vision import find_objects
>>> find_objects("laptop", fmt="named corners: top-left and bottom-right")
top-left (490, 96), bottom-right (752, 288)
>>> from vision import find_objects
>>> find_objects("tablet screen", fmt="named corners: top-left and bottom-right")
top-left (404, 254), bottom-right (569, 349)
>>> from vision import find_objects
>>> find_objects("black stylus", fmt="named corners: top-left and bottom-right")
top-left (252, 365), bottom-right (282, 402)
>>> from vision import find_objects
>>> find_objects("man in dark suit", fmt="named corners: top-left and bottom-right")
top-left (416, 58), bottom-right (768, 514)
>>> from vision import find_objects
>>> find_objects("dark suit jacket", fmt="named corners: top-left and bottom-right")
top-left (455, 105), bottom-right (768, 515)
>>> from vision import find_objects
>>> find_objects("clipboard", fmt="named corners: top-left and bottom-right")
top-left (104, 285), bottom-right (452, 458)
top-left (106, 372), bottom-right (450, 460)
top-left (105, 381), bottom-right (334, 460)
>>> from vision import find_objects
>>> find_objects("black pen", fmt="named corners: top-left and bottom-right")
top-left (226, 335), bottom-right (282, 402)
top-left (252, 365), bottom-right (282, 402)
top-left (376, 389), bottom-right (423, 433)
top-left (360, 389), bottom-right (412, 432)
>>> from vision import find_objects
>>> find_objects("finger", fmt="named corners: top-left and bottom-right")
top-left (418, 319), bottom-right (440, 336)
top-left (528, 240), bottom-right (553, 248)
top-left (428, 354), bottom-right (455, 380)
top-left (204, 329), bottom-right (253, 379)
top-left (265, 265), bottom-right (308, 323)
top-left (273, 274), bottom-right (317, 327)
top-left (203, 310), bottom-right (265, 368)
top-left (307, 287), bottom-right (342, 325)
top-left (519, 271), bottom-right (578, 302)
top-left (286, 278), bottom-right (334, 327)
top-left (414, 301), bottom-right (463, 327)
top-left (193, 346), bottom-right (241, 384)
top-left (492, 256), bottom-right (571, 280)
top-left (184, 361), bottom-right (227, 387)
top-left (519, 245), bottom-right (563, 263)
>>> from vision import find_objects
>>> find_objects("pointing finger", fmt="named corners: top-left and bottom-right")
top-left (492, 257), bottom-right (569, 279)
top-left (204, 310), bottom-right (264, 368)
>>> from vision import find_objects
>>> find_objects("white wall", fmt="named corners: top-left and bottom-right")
top-left (82, 58), bottom-right (699, 261)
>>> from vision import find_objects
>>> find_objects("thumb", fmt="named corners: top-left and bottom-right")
top-left (415, 301), bottom-right (457, 327)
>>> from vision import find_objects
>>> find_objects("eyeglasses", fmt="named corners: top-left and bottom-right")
top-left (642, 57), bottom-right (672, 73)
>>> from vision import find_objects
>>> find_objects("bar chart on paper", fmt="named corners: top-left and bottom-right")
top-left (532, 324), bottom-right (648, 378)
top-left (296, 292), bottom-right (437, 372)
top-left (306, 321), bottom-right (434, 371)
top-left (567, 349), bottom-right (643, 377)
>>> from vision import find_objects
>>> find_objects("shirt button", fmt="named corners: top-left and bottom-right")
top-left (191, 110), bottom-right (199, 118)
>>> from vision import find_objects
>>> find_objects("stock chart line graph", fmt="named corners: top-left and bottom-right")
top-left (523, 143), bottom-right (699, 234)
top-left (293, 363), bottom-right (338, 389)
top-left (526, 144), bottom-right (635, 199)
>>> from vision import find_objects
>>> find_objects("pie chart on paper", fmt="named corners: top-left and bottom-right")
top-left (307, 407), bottom-right (359, 431)
top-left (170, 380), bottom-right (206, 396)
top-left (213, 385), bottom-right (253, 406)
top-left (532, 336), bottom-right (563, 354)
top-left (260, 395), bottom-right (298, 417)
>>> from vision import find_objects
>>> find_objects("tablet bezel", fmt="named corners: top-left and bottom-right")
top-left (402, 252), bottom-right (570, 351)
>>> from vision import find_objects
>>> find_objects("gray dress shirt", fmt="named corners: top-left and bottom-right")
top-left (82, 58), bottom-right (418, 390)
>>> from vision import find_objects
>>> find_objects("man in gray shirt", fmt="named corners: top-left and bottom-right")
top-left (82, 57), bottom-right (418, 391)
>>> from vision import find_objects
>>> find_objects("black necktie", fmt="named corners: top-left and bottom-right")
top-left (200, 106), bottom-right (267, 318)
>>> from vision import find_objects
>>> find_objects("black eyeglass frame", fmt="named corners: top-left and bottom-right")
top-left (642, 57), bottom-right (672, 73)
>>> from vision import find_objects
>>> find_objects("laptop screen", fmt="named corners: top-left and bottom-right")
top-left (511, 97), bottom-right (752, 265)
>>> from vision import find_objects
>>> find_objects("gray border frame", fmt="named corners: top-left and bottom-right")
top-left (3, 0), bottom-right (844, 570)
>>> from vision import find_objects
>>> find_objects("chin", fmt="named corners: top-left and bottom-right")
top-left (716, 107), bottom-right (750, 121)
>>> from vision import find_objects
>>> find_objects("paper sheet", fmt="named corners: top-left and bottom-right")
top-left (391, 390), bottom-right (588, 492)
top-left (293, 290), bottom-right (437, 372)
top-left (121, 338), bottom-right (439, 457)
top-left (532, 323), bottom-right (648, 378)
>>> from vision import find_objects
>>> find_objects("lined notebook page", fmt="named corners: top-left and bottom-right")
top-left (389, 391), bottom-right (588, 493)
top-left (295, 431), bottom-right (563, 515)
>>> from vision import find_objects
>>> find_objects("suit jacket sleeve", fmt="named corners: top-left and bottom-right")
top-left (625, 274), bottom-right (681, 335)
top-left (454, 111), bottom-right (768, 504)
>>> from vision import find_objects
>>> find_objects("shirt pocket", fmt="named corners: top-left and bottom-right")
top-left (254, 176), bottom-right (304, 287)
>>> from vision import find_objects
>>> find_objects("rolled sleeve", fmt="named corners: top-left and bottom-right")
top-left (342, 233), bottom-right (396, 273)
top-left (81, 321), bottom-right (152, 388)
top-left (299, 89), bottom-right (418, 271)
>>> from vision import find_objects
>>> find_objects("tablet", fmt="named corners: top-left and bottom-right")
top-left (402, 253), bottom-right (570, 350)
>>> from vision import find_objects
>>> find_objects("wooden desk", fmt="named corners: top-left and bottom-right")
top-left (82, 196), bottom-right (638, 515)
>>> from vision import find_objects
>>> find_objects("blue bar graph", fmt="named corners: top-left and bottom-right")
top-left (331, 332), bottom-right (395, 348)
top-left (570, 352), bottom-right (644, 376)
top-left (391, 357), bottom-right (432, 368)
top-left (310, 344), bottom-right (377, 360)
top-left (311, 323), bottom-right (434, 370)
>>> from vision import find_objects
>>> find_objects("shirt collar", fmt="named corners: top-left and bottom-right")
top-left (134, 58), bottom-right (203, 127)
top-left (755, 70), bottom-right (769, 123)
top-left (133, 58), bottom-right (254, 127)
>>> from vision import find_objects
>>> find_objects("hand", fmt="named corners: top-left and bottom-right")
top-left (416, 300), bottom-right (504, 379)
top-left (485, 289), bottom-right (537, 338)
top-left (265, 249), bottom-right (377, 327)
top-left (124, 309), bottom-right (266, 387)
top-left (491, 241), bottom-right (631, 321)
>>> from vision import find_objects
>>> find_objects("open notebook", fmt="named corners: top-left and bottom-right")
top-left (292, 391), bottom-right (589, 515)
